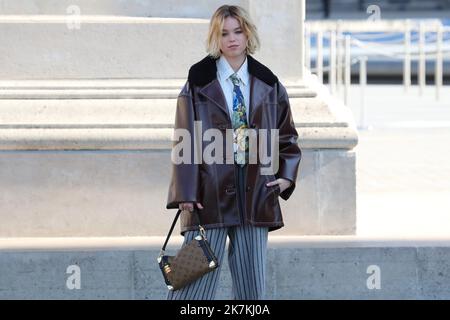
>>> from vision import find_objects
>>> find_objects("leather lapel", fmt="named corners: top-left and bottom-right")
top-left (249, 75), bottom-right (273, 124)
top-left (199, 79), bottom-right (230, 120)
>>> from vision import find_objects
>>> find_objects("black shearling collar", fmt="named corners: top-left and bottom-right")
top-left (188, 54), bottom-right (278, 87)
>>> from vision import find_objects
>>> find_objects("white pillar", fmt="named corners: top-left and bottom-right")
top-left (403, 19), bottom-right (411, 92)
top-left (330, 30), bottom-right (337, 94)
top-left (435, 24), bottom-right (443, 101)
top-left (419, 22), bottom-right (426, 96)
top-left (344, 35), bottom-right (351, 106)
top-left (299, 0), bottom-right (306, 80)
top-left (305, 25), bottom-right (311, 69)
top-left (336, 20), bottom-right (343, 94)
top-left (359, 56), bottom-right (367, 130)
top-left (317, 30), bottom-right (323, 83)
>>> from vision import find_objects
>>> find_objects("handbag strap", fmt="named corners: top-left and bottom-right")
top-left (161, 207), bottom-right (205, 254)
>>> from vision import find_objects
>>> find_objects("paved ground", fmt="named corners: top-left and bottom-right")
top-left (341, 84), bottom-right (450, 236)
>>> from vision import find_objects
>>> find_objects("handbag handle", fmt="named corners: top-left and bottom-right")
top-left (160, 207), bottom-right (205, 255)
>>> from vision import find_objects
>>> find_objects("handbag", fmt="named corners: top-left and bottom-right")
top-left (157, 207), bottom-right (219, 291)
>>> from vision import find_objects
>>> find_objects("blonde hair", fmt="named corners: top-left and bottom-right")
top-left (206, 5), bottom-right (260, 58)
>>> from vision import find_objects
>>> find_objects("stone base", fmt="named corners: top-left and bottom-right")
top-left (0, 148), bottom-right (355, 237)
top-left (0, 74), bottom-right (357, 237)
top-left (0, 236), bottom-right (449, 299)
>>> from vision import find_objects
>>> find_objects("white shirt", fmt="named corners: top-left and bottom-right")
top-left (216, 55), bottom-right (250, 124)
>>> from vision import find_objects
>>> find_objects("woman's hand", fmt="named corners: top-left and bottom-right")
top-left (179, 202), bottom-right (204, 212)
top-left (266, 178), bottom-right (292, 194)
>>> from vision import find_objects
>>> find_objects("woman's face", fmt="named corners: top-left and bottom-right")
top-left (219, 16), bottom-right (248, 59)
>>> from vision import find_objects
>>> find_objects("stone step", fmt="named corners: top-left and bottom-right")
top-left (0, 89), bottom-right (181, 100)
top-left (0, 98), bottom-right (354, 151)
top-left (0, 79), bottom-right (317, 129)
top-left (0, 79), bottom-right (315, 99)
top-left (0, 79), bottom-right (187, 89)
top-left (0, 236), bottom-right (449, 299)
top-left (0, 76), bottom-right (354, 152)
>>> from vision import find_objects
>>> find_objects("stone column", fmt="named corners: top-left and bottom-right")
top-left (0, 0), bottom-right (358, 237)
top-left (248, 0), bottom-right (305, 82)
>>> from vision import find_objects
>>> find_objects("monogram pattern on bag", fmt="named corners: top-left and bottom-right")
top-left (164, 239), bottom-right (217, 290)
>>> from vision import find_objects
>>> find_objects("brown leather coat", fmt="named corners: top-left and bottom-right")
top-left (166, 54), bottom-right (301, 235)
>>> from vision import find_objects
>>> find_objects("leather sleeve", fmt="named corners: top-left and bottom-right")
top-left (275, 81), bottom-right (302, 201)
top-left (166, 81), bottom-right (201, 209)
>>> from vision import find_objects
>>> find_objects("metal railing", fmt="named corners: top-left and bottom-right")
top-left (305, 19), bottom-right (450, 128)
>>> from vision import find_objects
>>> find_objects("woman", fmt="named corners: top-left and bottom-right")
top-left (166, 4), bottom-right (301, 300)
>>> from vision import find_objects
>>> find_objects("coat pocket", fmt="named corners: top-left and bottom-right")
top-left (265, 174), bottom-right (281, 202)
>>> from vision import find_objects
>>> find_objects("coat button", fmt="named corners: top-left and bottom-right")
top-left (246, 186), bottom-right (251, 192)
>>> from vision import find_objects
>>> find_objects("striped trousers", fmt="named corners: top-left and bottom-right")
top-left (167, 164), bottom-right (269, 300)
